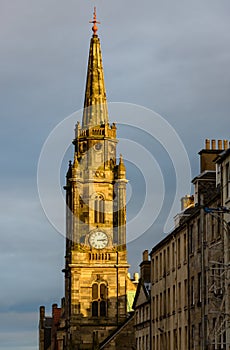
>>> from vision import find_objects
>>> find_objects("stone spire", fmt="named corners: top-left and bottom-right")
top-left (82, 7), bottom-right (108, 128)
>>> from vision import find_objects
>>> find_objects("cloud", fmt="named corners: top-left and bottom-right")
top-left (0, 312), bottom-right (38, 349)
top-left (0, 188), bottom-right (64, 314)
top-left (1, 0), bottom-right (230, 348)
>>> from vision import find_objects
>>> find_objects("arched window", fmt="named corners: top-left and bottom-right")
top-left (94, 194), bottom-right (104, 223)
top-left (92, 282), bottom-right (107, 317)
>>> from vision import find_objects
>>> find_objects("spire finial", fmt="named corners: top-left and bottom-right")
top-left (90, 7), bottom-right (100, 36)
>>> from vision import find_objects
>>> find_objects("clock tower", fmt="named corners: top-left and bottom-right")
top-left (64, 9), bottom-right (129, 348)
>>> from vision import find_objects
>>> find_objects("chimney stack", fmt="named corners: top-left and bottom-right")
top-left (143, 249), bottom-right (149, 261)
top-left (40, 306), bottom-right (45, 328)
top-left (52, 303), bottom-right (57, 317)
top-left (199, 139), bottom-right (227, 172)
top-left (181, 195), bottom-right (194, 211)
top-left (140, 250), bottom-right (151, 283)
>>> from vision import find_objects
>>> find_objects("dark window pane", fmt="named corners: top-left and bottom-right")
top-left (99, 200), bottom-right (104, 223)
top-left (100, 284), bottom-right (106, 299)
top-left (94, 195), bottom-right (104, 223)
top-left (189, 224), bottom-right (194, 253)
top-left (94, 200), bottom-right (98, 223)
top-left (100, 301), bottom-right (106, 317)
top-left (92, 283), bottom-right (98, 299)
top-left (92, 301), bottom-right (98, 317)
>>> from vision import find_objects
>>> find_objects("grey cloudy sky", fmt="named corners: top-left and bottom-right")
top-left (1, 0), bottom-right (230, 348)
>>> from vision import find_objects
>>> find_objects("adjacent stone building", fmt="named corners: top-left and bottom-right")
top-left (150, 209), bottom-right (189, 349)
top-left (133, 250), bottom-right (151, 350)
top-left (215, 147), bottom-right (230, 348)
top-left (186, 139), bottom-right (230, 349)
top-left (132, 139), bottom-right (230, 349)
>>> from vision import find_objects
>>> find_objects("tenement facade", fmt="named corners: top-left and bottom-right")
top-left (150, 209), bottom-right (189, 349)
top-left (133, 250), bottom-right (151, 350)
top-left (133, 139), bottom-right (230, 350)
top-left (215, 147), bottom-right (230, 348)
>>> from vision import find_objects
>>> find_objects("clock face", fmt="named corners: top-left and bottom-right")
top-left (89, 231), bottom-right (108, 249)
top-left (94, 142), bottom-right (102, 151)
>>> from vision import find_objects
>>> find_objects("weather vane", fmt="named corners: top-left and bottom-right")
top-left (90, 7), bottom-right (100, 35)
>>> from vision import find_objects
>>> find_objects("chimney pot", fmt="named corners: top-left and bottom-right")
top-left (218, 140), bottom-right (222, 150)
top-left (224, 140), bottom-right (228, 150)
top-left (211, 140), bottom-right (216, 150)
top-left (39, 306), bottom-right (45, 328)
top-left (40, 306), bottom-right (45, 317)
top-left (205, 139), bottom-right (210, 150)
top-left (143, 250), bottom-right (149, 261)
top-left (52, 303), bottom-right (58, 311)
